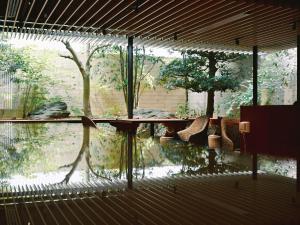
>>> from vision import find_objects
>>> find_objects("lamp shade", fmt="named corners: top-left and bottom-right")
top-left (239, 121), bottom-right (251, 133)
top-left (208, 135), bottom-right (221, 149)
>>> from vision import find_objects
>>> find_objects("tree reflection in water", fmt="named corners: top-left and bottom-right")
top-left (1, 123), bottom-right (296, 186)
top-left (160, 140), bottom-right (249, 176)
top-left (0, 123), bottom-right (49, 186)
top-left (58, 125), bottom-right (112, 184)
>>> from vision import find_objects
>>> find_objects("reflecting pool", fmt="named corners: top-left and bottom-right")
top-left (0, 122), bottom-right (296, 187)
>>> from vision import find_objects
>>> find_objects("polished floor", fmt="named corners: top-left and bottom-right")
top-left (1, 172), bottom-right (299, 225)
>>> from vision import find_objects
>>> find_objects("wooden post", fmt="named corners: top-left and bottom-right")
top-left (150, 123), bottom-right (155, 137)
top-left (127, 37), bottom-right (134, 189)
top-left (127, 131), bottom-right (133, 189)
top-left (298, 35), bottom-right (300, 102)
top-left (252, 46), bottom-right (258, 180)
top-left (127, 36), bottom-right (134, 119)
top-left (253, 46), bottom-right (258, 106)
top-left (297, 35), bottom-right (300, 192)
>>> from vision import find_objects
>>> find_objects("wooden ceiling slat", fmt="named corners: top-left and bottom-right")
top-left (96, 0), bottom-right (138, 32)
top-left (141, 1), bottom-right (255, 50)
top-left (57, 0), bottom-right (87, 32)
top-left (0, 0), bottom-right (299, 52)
top-left (136, 1), bottom-right (230, 44)
top-left (135, 0), bottom-right (218, 38)
top-left (87, 0), bottom-right (128, 33)
top-left (78, 0), bottom-right (114, 32)
top-left (65, 0), bottom-right (100, 32)
top-left (184, 5), bottom-right (298, 49)
top-left (237, 0), bottom-right (300, 9)
top-left (182, 5), bottom-right (277, 42)
top-left (201, 11), bottom-right (296, 44)
top-left (211, 14), bottom-right (297, 47)
top-left (128, 0), bottom-right (191, 34)
top-left (10, 0), bottom-right (23, 37)
top-left (240, 29), bottom-right (296, 44)
top-left (156, 2), bottom-right (255, 41)
top-left (39, 0), bottom-right (62, 30)
top-left (30, 0), bottom-right (49, 30)
top-left (139, 0), bottom-right (231, 39)
top-left (48, 0), bottom-right (74, 30)
top-left (113, 0), bottom-right (164, 34)
top-left (2, 0), bottom-right (10, 36)
top-left (216, 19), bottom-right (296, 46)
top-left (195, 6), bottom-right (297, 39)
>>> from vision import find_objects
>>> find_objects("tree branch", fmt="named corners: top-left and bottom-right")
top-left (59, 54), bottom-right (74, 60)
top-left (58, 143), bottom-right (85, 184)
top-left (85, 148), bottom-right (112, 181)
top-left (61, 40), bottom-right (86, 77)
top-left (86, 45), bottom-right (110, 66)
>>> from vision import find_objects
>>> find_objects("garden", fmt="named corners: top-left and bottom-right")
top-left (0, 38), bottom-right (297, 186)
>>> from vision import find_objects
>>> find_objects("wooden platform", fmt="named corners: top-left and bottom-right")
top-left (0, 118), bottom-right (192, 124)
top-left (1, 173), bottom-right (299, 225)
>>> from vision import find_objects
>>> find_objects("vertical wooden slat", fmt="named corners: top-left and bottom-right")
top-left (252, 45), bottom-right (258, 180)
top-left (40, 184), bottom-right (72, 225)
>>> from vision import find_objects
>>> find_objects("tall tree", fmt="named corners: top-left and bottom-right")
top-left (97, 45), bottom-right (161, 112)
top-left (60, 41), bottom-right (107, 116)
top-left (159, 50), bottom-right (243, 117)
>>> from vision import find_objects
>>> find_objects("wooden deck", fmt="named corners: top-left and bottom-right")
top-left (1, 173), bottom-right (299, 225)
top-left (0, 118), bottom-right (192, 124)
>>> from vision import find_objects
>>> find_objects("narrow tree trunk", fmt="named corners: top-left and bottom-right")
top-left (206, 90), bottom-right (214, 117)
top-left (84, 43), bottom-right (92, 117)
top-left (185, 88), bottom-right (189, 112)
top-left (183, 52), bottom-right (189, 113)
top-left (119, 47), bottom-right (128, 113)
top-left (83, 126), bottom-right (90, 182)
top-left (22, 85), bottom-right (32, 118)
top-left (83, 75), bottom-right (92, 117)
top-left (206, 52), bottom-right (217, 117)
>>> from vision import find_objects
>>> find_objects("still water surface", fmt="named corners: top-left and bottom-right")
top-left (0, 122), bottom-right (296, 187)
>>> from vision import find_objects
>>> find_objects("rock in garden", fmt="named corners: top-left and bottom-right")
top-left (28, 101), bottom-right (70, 119)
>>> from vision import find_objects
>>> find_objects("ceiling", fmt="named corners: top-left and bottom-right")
top-left (0, 0), bottom-right (300, 52)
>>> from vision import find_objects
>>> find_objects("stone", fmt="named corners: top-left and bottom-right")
top-left (133, 108), bottom-right (175, 119)
top-left (133, 108), bottom-right (176, 136)
top-left (28, 101), bottom-right (70, 119)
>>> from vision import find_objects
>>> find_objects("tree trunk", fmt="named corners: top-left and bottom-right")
top-left (206, 52), bottom-right (217, 117)
top-left (119, 47), bottom-right (128, 113)
top-left (84, 126), bottom-right (90, 182)
top-left (183, 52), bottom-right (189, 112)
top-left (84, 43), bottom-right (92, 117)
top-left (83, 75), bottom-right (92, 117)
top-left (185, 88), bottom-right (189, 112)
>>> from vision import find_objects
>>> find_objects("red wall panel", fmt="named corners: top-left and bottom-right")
top-left (240, 105), bottom-right (300, 158)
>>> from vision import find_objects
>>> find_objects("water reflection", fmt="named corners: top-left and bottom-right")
top-left (0, 122), bottom-right (297, 187)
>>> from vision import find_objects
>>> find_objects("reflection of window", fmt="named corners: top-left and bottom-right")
top-left (0, 71), bottom-right (14, 109)
top-left (0, 122), bottom-right (14, 149)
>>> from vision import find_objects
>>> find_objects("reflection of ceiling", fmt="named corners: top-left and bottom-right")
top-left (0, 0), bottom-right (300, 52)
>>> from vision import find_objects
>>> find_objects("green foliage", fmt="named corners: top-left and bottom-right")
top-left (95, 45), bottom-right (162, 110)
top-left (175, 103), bottom-right (190, 118)
top-left (101, 105), bottom-right (123, 118)
top-left (175, 103), bottom-right (204, 118)
top-left (0, 41), bottom-right (25, 72)
top-left (70, 106), bottom-right (83, 116)
top-left (225, 80), bottom-right (253, 117)
top-left (159, 51), bottom-right (243, 93)
top-left (13, 53), bottom-right (53, 117)
top-left (258, 51), bottom-right (292, 91)
top-left (225, 49), bottom-right (295, 117)
top-left (0, 41), bottom-right (58, 118)
top-left (0, 124), bottom-right (49, 182)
